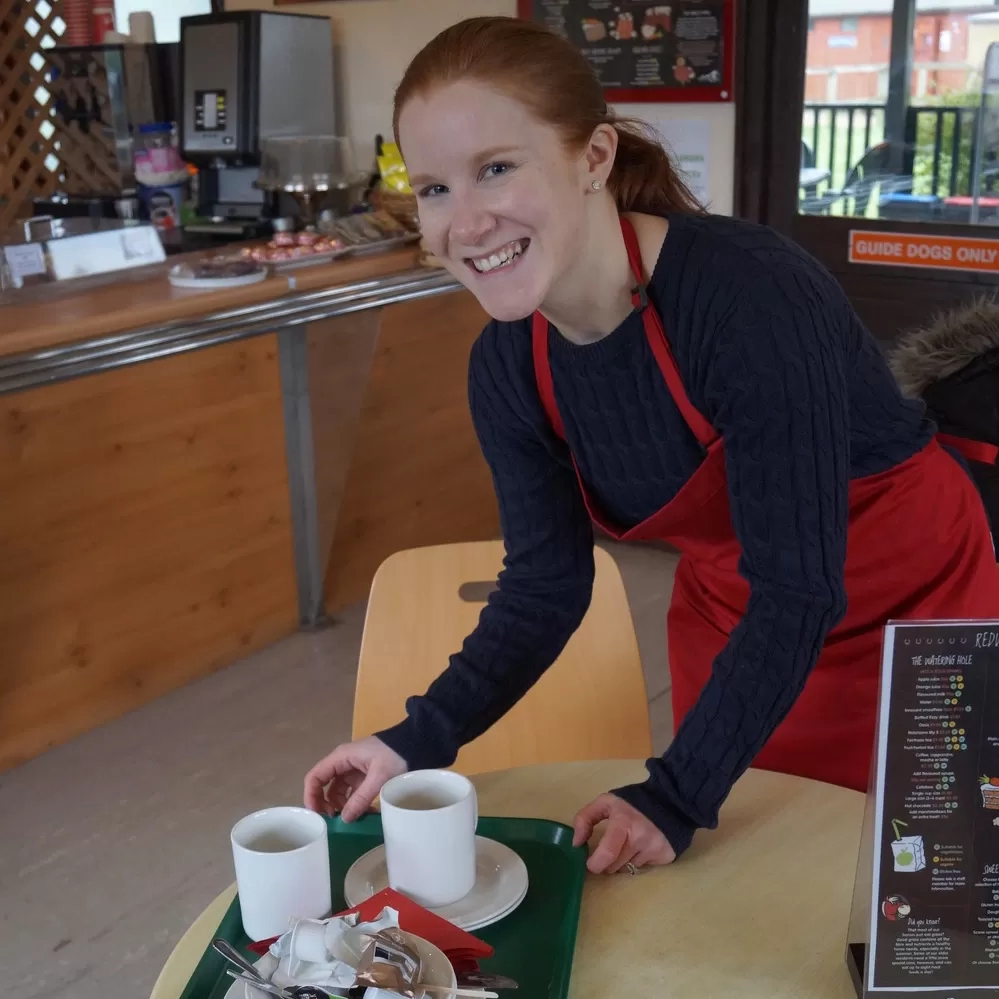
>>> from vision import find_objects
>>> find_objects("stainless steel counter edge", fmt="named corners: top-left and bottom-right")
top-left (0, 267), bottom-right (463, 396)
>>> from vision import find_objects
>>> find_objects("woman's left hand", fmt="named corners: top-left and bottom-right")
top-left (572, 792), bottom-right (676, 874)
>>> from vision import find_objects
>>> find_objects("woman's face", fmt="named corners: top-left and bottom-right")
top-left (398, 80), bottom-right (594, 322)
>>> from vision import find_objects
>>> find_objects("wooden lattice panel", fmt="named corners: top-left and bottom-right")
top-left (0, 0), bottom-right (68, 232)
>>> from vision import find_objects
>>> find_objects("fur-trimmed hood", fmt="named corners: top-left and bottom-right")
top-left (890, 297), bottom-right (999, 398)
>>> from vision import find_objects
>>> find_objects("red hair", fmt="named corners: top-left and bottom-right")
top-left (393, 16), bottom-right (704, 217)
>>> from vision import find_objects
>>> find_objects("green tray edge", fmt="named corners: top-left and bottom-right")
top-left (176, 814), bottom-right (588, 999)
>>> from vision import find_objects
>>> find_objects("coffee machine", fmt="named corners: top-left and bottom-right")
top-left (179, 11), bottom-right (336, 234)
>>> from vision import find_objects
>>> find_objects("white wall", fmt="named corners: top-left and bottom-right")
top-left (224, 0), bottom-right (735, 213)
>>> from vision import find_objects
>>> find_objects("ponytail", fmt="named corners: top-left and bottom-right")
top-left (394, 17), bottom-right (705, 218)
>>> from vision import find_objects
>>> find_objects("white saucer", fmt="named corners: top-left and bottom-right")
top-left (343, 836), bottom-right (529, 932)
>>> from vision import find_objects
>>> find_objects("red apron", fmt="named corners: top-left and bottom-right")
top-left (531, 217), bottom-right (999, 792)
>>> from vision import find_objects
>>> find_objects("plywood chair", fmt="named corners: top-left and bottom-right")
top-left (352, 541), bottom-right (652, 775)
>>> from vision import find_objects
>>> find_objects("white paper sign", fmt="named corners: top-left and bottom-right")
top-left (645, 118), bottom-right (711, 207)
top-left (611, 111), bottom-right (712, 208)
top-left (47, 225), bottom-right (165, 282)
top-left (3, 243), bottom-right (47, 288)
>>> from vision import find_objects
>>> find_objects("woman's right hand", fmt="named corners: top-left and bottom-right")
top-left (303, 735), bottom-right (407, 822)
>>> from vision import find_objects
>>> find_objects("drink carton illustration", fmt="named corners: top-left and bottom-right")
top-left (890, 819), bottom-right (926, 873)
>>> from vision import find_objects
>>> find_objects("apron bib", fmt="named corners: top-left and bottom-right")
top-left (531, 216), bottom-right (999, 792)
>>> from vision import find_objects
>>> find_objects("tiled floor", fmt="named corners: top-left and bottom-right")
top-left (0, 541), bottom-right (677, 999)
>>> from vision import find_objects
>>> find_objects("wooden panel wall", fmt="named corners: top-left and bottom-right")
top-left (0, 288), bottom-right (499, 770)
top-left (0, 336), bottom-right (299, 770)
top-left (323, 290), bottom-right (501, 609)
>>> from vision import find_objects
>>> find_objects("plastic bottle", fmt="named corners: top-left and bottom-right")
top-left (135, 123), bottom-right (189, 231)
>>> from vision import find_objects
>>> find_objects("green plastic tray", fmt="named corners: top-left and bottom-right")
top-left (178, 814), bottom-right (587, 999)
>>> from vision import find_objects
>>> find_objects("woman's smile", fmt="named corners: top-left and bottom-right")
top-left (464, 238), bottom-right (531, 276)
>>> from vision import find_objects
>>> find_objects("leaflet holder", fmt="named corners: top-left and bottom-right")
top-left (846, 620), bottom-right (999, 999)
top-left (846, 752), bottom-right (878, 998)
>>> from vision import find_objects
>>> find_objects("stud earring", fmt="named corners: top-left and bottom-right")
top-left (591, 180), bottom-right (603, 191)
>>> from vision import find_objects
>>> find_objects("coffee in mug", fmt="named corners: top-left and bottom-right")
top-left (231, 806), bottom-right (332, 941)
top-left (380, 770), bottom-right (478, 908)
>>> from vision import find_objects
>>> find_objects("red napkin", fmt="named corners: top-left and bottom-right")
top-left (246, 887), bottom-right (493, 973)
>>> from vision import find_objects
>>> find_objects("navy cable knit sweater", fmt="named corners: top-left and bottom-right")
top-left (377, 212), bottom-right (935, 856)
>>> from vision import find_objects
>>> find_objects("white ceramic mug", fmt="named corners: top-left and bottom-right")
top-left (231, 806), bottom-right (332, 941)
top-left (380, 769), bottom-right (478, 908)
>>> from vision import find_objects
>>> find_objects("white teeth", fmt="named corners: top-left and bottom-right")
top-left (471, 240), bottom-right (526, 274)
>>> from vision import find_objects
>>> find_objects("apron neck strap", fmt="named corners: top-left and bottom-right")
top-left (620, 215), bottom-right (650, 311)
top-left (531, 213), bottom-right (720, 450)
top-left (618, 214), bottom-right (719, 449)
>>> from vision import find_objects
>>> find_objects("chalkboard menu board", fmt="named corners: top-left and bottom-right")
top-left (517, 1), bottom-right (733, 102)
top-left (853, 621), bottom-right (999, 998)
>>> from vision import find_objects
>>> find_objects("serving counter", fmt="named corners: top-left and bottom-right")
top-left (0, 247), bottom-right (500, 771)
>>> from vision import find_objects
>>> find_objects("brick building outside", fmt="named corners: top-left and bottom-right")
top-left (806, 0), bottom-right (999, 102)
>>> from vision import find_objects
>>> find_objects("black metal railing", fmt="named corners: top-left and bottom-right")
top-left (901, 104), bottom-right (980, 198)
top-left (802, 101), bottom-right (990, 203)
top-left (802, 103), bottom-right (885, 188)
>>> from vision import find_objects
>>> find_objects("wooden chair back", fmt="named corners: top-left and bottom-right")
top-left (352, 541), bottom-right (652, 775)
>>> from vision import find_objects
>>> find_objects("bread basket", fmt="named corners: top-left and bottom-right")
top-left (371, 185), bottom-right (420, 233)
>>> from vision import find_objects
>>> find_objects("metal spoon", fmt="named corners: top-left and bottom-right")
top-left (226, 969), bottom-right (488, 999)
top-left (213, 938), bottom-right (270, 983)
top-left (214, 939), bottom-right (333, 998)
top-left (457, 973), bottom-right (519, 991)
top-left (418, 986), bottom-right (497, 998)
top-left (224, 969), bottom-right (340, 999)
top-left (225, 969), bottom-right (296, 997)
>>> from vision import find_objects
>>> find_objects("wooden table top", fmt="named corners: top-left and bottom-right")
top-left (148, 760), bottom-right (865, 999)
top-left (0, 245), bottom-right (427, 360)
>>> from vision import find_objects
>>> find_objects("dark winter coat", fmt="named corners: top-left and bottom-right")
top-left (890, 299), bottom-right (999, 549)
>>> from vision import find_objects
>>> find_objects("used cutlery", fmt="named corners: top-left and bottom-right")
top-left (215, 934), bottom-right (498, 999)
top-left (227, 969), bottom-right (494, 999)
top-left (213, 938), bottom-right (269, 982)
top-left (418, 986), bottom-right (497, 998)
top-left (224, 969), bottom-right (340, 999)
top-left (456, 973), bottom-right (518, 990)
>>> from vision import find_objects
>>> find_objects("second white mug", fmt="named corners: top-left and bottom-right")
top-left (380, 769), bottom-right (478, 908)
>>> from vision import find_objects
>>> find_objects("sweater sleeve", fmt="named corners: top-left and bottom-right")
top-left (376, 325), bottom-right (596, 769)
top-left (613, 267), bottom-right (851, 856)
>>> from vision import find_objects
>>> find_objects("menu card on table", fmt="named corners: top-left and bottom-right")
top-left (518, 1), bottom-right (730, 101)
top-left (857, 621), bottom-right (999, 997)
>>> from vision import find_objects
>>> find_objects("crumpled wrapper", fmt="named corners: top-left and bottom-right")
top-left (354, 926), bottom-right (423, 998)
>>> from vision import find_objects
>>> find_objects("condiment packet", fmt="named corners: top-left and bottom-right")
top-left (376, 142), bottom-right (413, 195)
top-left (353, 927), bottom-right (423, 998)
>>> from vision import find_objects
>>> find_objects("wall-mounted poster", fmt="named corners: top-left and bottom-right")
top-left (516, 1), bottom-right (735, 103)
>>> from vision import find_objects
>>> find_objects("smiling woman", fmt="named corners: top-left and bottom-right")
top-left (392, 18), bottom-right (701, 331)
top-left (303, 15), bottom-right (999, 880)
